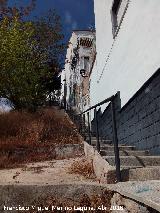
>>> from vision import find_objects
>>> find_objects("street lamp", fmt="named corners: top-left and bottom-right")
top-left (80, 69), bottom-right (88, 78)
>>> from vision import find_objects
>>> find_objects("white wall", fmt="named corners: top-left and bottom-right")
top-left (91, 0), bottom-right (160, 107)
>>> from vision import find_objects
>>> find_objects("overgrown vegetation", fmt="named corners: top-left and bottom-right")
top-left (0, 0), bottom-right (65, 111)
top-left (0, 108), bottom-right (82, 169)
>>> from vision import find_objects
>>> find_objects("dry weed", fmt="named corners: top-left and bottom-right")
top-left (0, 107), bottom-right (82, 169)
top-left (68, 158), bottom-right (95, 179)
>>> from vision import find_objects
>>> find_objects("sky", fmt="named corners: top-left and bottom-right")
top-left (9, 0), bottom-right (95, 42)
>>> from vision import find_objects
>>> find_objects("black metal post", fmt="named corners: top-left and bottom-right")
top-left (94, 108), bottom-right (100, 152)
top-left (83, 113), bottom-right (86, 140)
top-left (72, 114), bottom-right (75, 123)
top-left (111, 98), bottom-right (121, 182)
top-left (79, 115), bottom-right (82, 134)
top-left (87, 111), bottom-right (92, 145)
top-left (81, 114), bottom-right (84, 135)
top-left (63, 80), bottom-right (67, 111)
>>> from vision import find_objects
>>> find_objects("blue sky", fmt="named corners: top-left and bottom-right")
top-left (9, 0), bottom-right (95, 41)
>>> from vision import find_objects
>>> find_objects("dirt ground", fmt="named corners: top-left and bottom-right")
top-left (0, 157), bottom-right (98, 185)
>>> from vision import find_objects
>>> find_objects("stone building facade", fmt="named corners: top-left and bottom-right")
top-left (61, 30), bottom-right (96, 113)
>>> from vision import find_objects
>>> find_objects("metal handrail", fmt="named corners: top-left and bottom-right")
top-left (80, 93), bottom-right (122, 182)
top-left (80, 95), bottom-right (114, 114)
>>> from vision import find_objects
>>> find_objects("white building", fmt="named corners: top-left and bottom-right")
top-left (61, 30), bottom-right (96, 112)
top-left (90, 0), bottom-right (160, 107)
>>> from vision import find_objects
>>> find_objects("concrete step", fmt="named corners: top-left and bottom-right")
top-left (121, 166), bottom-right (160, 181)
top-left (100, 150), bottom-right (150, 156)
top-left (109, 166), bottom-right (160, 182)
top-left (98, 145), bottom-right (136, 151)
top-left (120, 166), bottom-right (143, 169)
top-left (105, 156), bottom-right (160, 167)
top-left (88, 139), bottom-right (112, 145)
top-left (85, 136), bottom-right (110, 140)
top-left (85, 136), bottom-right (99, 141)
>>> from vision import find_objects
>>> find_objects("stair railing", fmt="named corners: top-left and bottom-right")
top-left (79, 94), bottom-right (122, 182)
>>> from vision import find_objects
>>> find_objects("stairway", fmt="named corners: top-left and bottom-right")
top-left (86, 136), bottom-right (160, 181)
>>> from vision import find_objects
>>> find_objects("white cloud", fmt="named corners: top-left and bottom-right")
top-left (65, 11), bottom-right (78, 30)
top-left (72, 21), bottom-right (78, 30)
top-left (65, 11), bottom-right (72, 24)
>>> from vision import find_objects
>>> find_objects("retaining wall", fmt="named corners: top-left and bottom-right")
top-left (92, 69), bottom-right (160, 154)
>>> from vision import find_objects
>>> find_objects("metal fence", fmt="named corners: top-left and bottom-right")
top-left (79, 94), bottom-right (122, 182)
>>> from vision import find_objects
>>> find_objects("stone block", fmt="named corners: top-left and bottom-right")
top-left (111, 193), bottom-right (150, 213)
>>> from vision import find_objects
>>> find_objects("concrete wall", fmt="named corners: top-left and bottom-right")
top-left (93, 69), bottom-right (160, 155)
top-left (91, 92), bottom-right (121, 139)
top-left (91, 0), bottom-right (160, 107)
top-left (118, 69), bottom-right (160, 154)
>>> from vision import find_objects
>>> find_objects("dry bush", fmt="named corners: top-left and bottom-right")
top-left (0, 107), bottom-right (82, 169)
top-left (68, 158), bottom-right (95, 179)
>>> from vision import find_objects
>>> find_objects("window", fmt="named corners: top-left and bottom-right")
top-left (78, 37), bottom-right (93, 47)
top-left (84, 57), bottom-right (90, 73)
top-left (111, 0), bottom-right (129, 38)
top-left (111, 0), bottom-right (121, 37)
